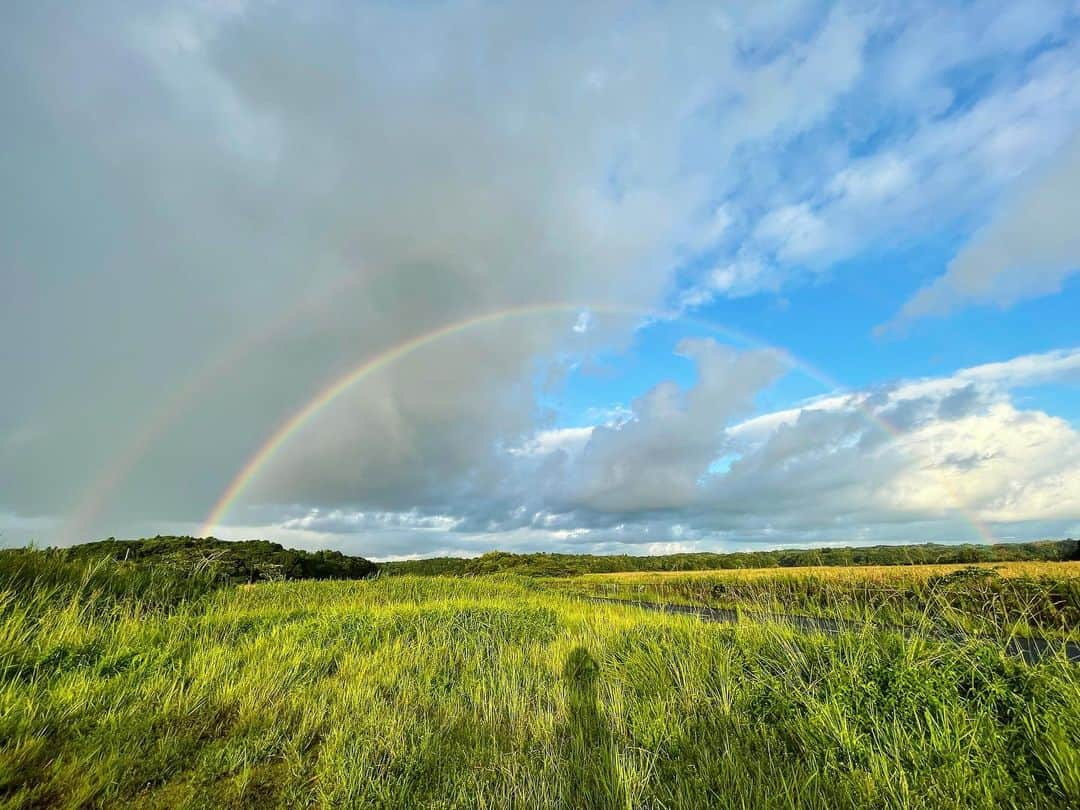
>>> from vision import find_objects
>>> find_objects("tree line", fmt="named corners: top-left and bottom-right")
top-left (379, 539), bottom-right (1080, 578)
top-left (8, 536), bottom-right (1076, 586)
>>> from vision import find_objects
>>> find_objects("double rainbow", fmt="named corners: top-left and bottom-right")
top-left (196, 302), bottom-right (996, 543)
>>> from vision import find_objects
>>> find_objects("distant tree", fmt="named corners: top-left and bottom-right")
top-left (51, 536), bottom-right (375, 583)
top-left (378, 539), bottom-right (1076, 577)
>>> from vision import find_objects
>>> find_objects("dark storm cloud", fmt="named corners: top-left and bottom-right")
top-left (2, 1), bottom-right (874, 544)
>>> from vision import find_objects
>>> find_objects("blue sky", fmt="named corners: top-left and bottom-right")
top-left (554, 220), bottom-right (1080, 435)
top-left (543, 2), bottom-right (1080, 439)
top-left (2, 1), bottom-right (1079, 557)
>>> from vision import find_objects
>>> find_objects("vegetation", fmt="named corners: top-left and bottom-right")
top-left (2, 550), bottom-right (1079, 808)
top-left (1, 537), bottom-right (375, 600)
top-left (556, 562), bottom-right (1080, 644)
top-left (0, 546), bottom-right (223, 615)
top-left (381, 539), bottom-right (1079, 578)
top-left (59, 536), bottom-right (377, 582)
top-left (10, 536), bottom-right (1074, 586)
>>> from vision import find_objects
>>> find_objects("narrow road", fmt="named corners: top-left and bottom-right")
top-left (581, 595), bottom-right (1080, 664)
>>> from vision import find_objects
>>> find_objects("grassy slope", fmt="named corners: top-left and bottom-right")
top-left (3, 574), bottom-right (1080, 809)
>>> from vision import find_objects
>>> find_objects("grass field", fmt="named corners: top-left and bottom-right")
top-left (576, 561), bottom-right (1080, 582)
top-left (3, 557), bottom-right (1080, 809)
top-left (556, 562), bottom-right (1080, 645)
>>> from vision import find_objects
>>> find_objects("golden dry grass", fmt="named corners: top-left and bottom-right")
top-left (577, 560), bottom-right (1080, 585)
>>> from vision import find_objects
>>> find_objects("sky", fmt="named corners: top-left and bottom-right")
top-left (2, 0), bottom-right (1079, 559)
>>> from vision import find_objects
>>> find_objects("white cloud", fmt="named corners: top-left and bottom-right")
top-left (680, 255), bottom-right (773, 307)
top-left (678, 13), bottom-right (1080, 307)
top-left (710, 348), bottom-right (1080, 533)
top-left (828, 153), bottom-right (913, 204)
top-left (888, 133), bottom-right (1080, 327)
top-left (558, 340), bottom-right (788, 513)
top-left (906, 347), bottom-right (1080, 395)
top-left (688, 204), bottom-right (736, 251)
top-left (888, 402), bottom-right (1080, 522)
top-left (753, 203), bottom-right (831, 263)
top-left (496, 346), bottom-right (1080, 544)
top-left (280, 509), bottom-right (462, 535)
top-left (729, 347), bottom-right (1080, 439)
top-left (508, 427), bottom-right (595, 459)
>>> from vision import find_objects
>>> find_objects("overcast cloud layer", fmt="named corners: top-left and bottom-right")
top-left (2, 1), bottom-right (1079, 556)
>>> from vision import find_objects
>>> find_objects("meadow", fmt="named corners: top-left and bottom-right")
top-left (557, 562), bottom-right (1080, 645)
top-left (2, 551), bottom-right (1080, 808)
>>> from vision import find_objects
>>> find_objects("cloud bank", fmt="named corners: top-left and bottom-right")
top-left (2, 1), bottom-right (1078, 554)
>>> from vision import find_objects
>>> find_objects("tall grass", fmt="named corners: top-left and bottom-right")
top-left (0, 548), bottom-right (224, 617)
top-left (1, 566), bottom-right (1079, 808)
top-left (560, 563), bottom-right (1080, 643)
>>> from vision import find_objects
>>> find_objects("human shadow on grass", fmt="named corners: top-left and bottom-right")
top-left (560, 646), bottom-right (623, 810)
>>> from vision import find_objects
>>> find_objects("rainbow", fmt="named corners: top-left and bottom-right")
top-left (198, 302), bottom-right (997, 543)
top-left (199, 302), bottom-right (684, 533)
top-left (59, 274), bottom-right (364, 545)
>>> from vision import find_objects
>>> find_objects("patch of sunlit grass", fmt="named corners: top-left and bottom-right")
top-left (1, 568), bottom-right (1078, 808)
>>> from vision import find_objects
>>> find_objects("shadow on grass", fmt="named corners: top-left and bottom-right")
top-left (562, 646), bottom-right (623, 809)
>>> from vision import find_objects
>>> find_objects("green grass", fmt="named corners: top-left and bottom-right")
top-left (554, 563), bottom-right (1080, 644)
top-left (2, 562), bottom-right (1080, 808)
